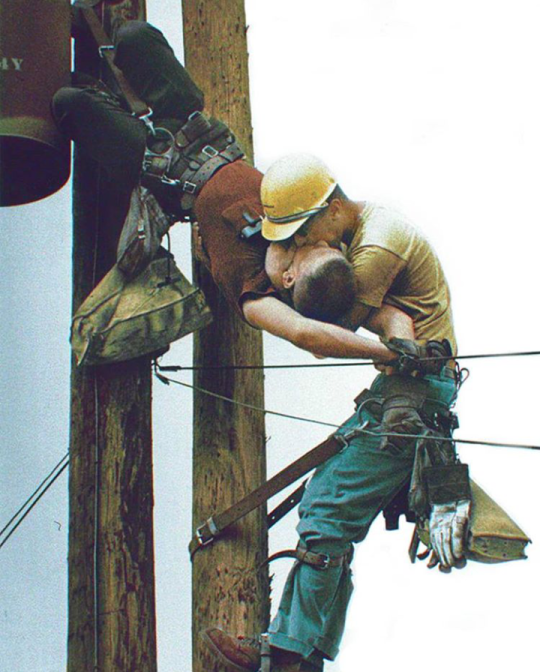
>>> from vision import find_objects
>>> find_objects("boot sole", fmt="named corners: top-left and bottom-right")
top-left (200, 630), bottom-right (259, 672)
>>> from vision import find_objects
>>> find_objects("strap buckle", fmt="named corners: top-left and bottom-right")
top-left (318, 553), bottom-right (331, 570)
top-left (195, 516), bottom-right (219, 548)
top-left (183, 181), bottom-right (197, 194)
top-left (137, 108), bottom-right (156, 135)
top-left (202, 145), bottom-right (219, 158)
top-left (98, 44), bottom-right (114, 58)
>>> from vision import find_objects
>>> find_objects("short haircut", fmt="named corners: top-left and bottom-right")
top-left (293, 253), bottom-right (357, 323)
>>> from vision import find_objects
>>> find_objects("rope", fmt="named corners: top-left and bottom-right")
top-left (156, 349), bottom-right (540, 372)
top-left (155, 370), bottom-right (540, 452)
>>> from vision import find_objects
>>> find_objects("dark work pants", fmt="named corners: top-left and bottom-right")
top-left (52, 21), bottom-right (204, 192)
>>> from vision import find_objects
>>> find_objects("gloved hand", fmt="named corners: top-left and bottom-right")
top-left (382, 338), bottom-right (453, 376)
top-left (428, 499), bottom-right (471, 572)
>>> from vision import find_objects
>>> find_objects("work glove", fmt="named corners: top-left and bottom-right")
top-left (427, 499), bottom-right (471, 572)
top-left (382, 338), bottom-right (453, 377)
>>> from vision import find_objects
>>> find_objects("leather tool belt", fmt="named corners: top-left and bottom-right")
top-left (141, 111), bottom-right (245, 216)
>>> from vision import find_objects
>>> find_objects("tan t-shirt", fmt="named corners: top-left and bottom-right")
top-left (346, 203), bottom-right (457, 353)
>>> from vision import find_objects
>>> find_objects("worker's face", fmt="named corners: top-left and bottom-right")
top-left (266, 241), bottom-right (342, 292)
top-left (265, 240), bottom-right (297, 291)
top-left (293, 201), bottom-right (345, 249)
top-left (265, 240), bottom-right (341, 291)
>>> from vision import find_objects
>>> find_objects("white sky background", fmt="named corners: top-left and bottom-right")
top-left (1, 1), bottom-right (539, 671)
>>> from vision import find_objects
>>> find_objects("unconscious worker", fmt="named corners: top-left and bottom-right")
top-left (203, 154), bottom-right (473, 672)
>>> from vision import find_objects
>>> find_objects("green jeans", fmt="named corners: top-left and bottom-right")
top-left (268, 370), bottom-right (458, 663)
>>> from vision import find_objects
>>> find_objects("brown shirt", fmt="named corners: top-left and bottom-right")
top-left (194, 160), bottom-right (278, 319)
top-left (347, 203), bottom-right (457, 353)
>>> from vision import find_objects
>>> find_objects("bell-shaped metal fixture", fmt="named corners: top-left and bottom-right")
top-left (0, 0), bottom-right (71, 206)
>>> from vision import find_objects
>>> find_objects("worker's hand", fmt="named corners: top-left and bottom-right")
top-left (191, 222), bottom-right (211, 269)
top-left (382, 338), bottom-right (453, 377)
top-left (427, 499), bottom-right (470, 572)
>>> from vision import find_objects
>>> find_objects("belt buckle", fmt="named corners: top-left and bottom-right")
top-left (318, 553), bottom-right (331, 570)
top-left (183, 181), bottom-right (197, 194)
top-left (202, 145), bottom-right (219, 158)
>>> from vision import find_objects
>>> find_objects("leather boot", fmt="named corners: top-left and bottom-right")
top-left (202, 627), bottom-right (261, 672)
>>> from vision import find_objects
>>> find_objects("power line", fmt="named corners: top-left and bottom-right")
top-left (4, 356), bottom-right (540, 552)
top-left (0, 459), bottom-right (69, 551)
top-left (156, 348), bottom-right (540, 372)
top-left (155, 371), bottom-right (540, 452)
top-left (0, 452), bottom-right (69, 540)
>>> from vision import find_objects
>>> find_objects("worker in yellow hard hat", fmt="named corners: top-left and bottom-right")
top-left (205, 154), bottom-right (470, 672)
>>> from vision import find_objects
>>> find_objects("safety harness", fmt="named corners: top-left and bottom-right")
top-left (79, 6), bottom-right (244, 219)
top-left (188, 373), bottom-right (466, 570)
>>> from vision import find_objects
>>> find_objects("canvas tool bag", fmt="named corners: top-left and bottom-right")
top-left (415, 479), bottom-right (530, 563)
top-left (71, 254), bottom-right (212, 366)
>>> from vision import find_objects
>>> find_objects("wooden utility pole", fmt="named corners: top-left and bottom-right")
top-left (182, 2), bottom-right (270, 671)
top-left (68, 2), bottom-right (157, 671)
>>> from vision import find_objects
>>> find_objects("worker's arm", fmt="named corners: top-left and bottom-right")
top-left (365, 303), bottom-right (415, 374)
top-left (335, 297), bottom-right (414, 339)
top-left (365, 303), bottom-right (415, 340)
top-left (243, 295), bottom-right (397, 362)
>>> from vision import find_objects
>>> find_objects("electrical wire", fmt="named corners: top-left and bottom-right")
top-left (156, 348), bottom-right (540, 372)
top-left (0, 459), bottom-right (69, 552)
top-left (0, 452), bottom-right (69, 541)
top-left (155, 370), bottom-right (540, 452)
top-left (3, 350), bottom-right (540, 553)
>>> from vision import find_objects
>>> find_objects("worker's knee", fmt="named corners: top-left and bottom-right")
top-left (51, 86), bottom-right (87, 125)
top-left (115, 20), bottom-right (155, 54)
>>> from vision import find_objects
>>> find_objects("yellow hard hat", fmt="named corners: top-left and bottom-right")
top-left (261, 154), bottom-right (337, 241)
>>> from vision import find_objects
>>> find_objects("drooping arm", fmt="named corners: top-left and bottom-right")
top-left (242, 296), bottom-right (396, 362)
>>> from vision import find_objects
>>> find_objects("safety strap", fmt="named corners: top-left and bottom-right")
top-left (79, 6), bottom-right (155, 130)
top-left (189, 434), bottom-right (344, 560)
top-left (178, 142), bottom-right (245, 210)
top-left (264, 544), bottom-right (352, 570)
top-left (267, 480), bottom-right (307, 528)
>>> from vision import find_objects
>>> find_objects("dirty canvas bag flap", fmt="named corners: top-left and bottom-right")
top-left (71, 255), bottom-right (212, 366)
top-left (417, 479), bottom-right (530, 563)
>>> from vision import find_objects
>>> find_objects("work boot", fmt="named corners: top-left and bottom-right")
top-left (273, 664), bottom-right (322, 672)
top-left (202, 628), bottom-right (321, 672)
top-left (202, 628), bottom-right (261, 672)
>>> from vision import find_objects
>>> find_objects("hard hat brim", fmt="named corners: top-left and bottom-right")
top-left (262, 215), bottom-right (310, 242)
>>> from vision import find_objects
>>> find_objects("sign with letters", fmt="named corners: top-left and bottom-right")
top-left (0, 57), bottom-right (24, 71)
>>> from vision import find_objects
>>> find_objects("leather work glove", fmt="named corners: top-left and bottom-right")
top-left (427, 499), bottom-right (471, 572)
top-left (383, 338), bottom-right (453, 377)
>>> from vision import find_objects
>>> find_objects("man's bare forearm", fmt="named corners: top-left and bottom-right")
top-left (243, 296), bottom-right (397, 362)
